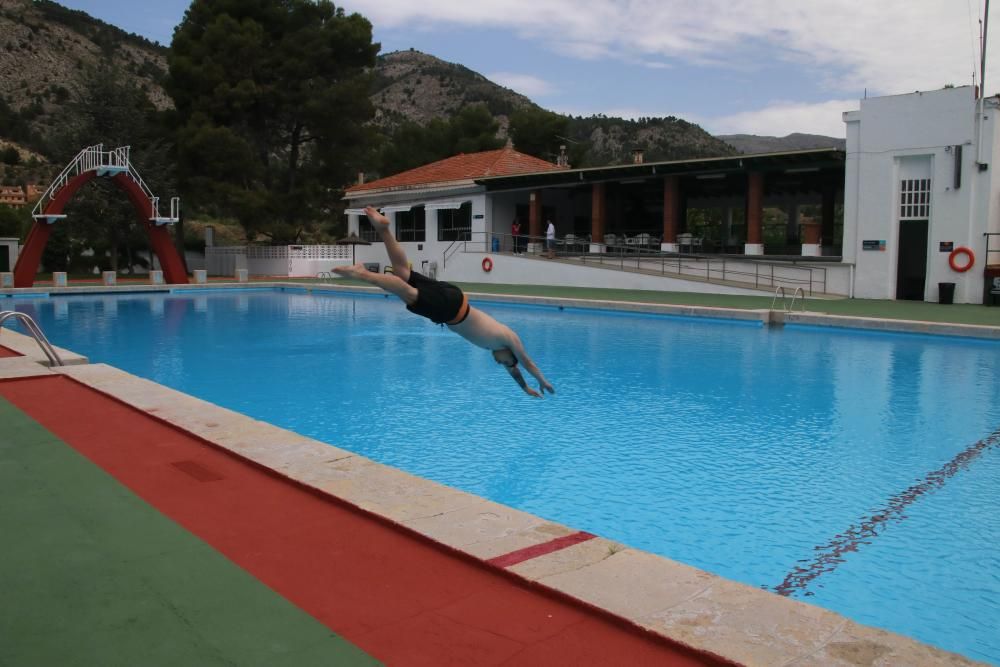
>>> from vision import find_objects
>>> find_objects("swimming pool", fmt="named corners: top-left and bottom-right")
top-left (9, 288), bottom-right (1000, 663)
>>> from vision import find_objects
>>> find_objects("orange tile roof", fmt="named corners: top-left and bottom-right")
top-left (347, 146), bottom-right (564, 195)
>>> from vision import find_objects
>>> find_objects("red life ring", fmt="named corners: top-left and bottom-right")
top-left (482, 257), bottom-right (493, 272)
top-left (948, 247), bottom-right (975, 272)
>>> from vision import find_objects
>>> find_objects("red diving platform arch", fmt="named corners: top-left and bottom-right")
top-left (14, 145), bottom-right (188, 287)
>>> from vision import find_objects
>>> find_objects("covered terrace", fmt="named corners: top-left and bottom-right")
top-left (478, 148), bottom-right (846, 258)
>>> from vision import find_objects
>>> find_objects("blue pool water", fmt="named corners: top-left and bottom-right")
top-left (7, 288), bottom-right (1000, 663)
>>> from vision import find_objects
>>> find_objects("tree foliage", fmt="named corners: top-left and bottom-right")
top-left (166, 0), bottom-right (379, 243)
top-left (376, 104), bottom-right (503, 176)
top-left (508, 107), bottom-right (570, 163)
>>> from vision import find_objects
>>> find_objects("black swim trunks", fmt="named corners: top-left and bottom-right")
top-left (406, 270), bottom-right (470, 325)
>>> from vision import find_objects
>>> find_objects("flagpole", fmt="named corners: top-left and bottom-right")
top-left (983, 0), bottom-right (990, 100)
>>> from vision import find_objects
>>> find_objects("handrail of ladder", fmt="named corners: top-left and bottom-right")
top-left (31, 144), bottom-right (99, 217)
top-left (0, 311), bottom-right (65, 366)
top-left (787, 286), bottom-right (806, 312)
top-left (770, 286), bottom-right (806, 312)
top-left (769, 286), bottom-right (787, 311)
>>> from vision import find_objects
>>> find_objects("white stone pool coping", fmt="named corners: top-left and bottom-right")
top-left (1, 283), bottom-right (994, 666)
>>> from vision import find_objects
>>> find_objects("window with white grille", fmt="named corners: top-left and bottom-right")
top-left (899, 178), bottom-right (931, 219)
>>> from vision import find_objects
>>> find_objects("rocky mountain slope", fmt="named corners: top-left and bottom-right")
top-left (372, 49), bottom-right (535, 130)
top-left (0, 1), bottom-right (837, 173)
top-left (0, 0), bottom-right (170, 146)
top-left (718, 133), bottom-right (846, 154)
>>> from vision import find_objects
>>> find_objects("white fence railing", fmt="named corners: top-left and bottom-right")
top-left (206, 245), bottom-right (354, 277)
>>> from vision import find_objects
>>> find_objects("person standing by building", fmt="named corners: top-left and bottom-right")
top-left (545, 219), bottom-right (556, 259)
top-left (511, 217), bottom-right (523, 254)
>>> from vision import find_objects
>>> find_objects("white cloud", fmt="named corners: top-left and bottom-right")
top-left (347, 0), bottom-right (991, 97)
top-left (701, 99), bottom-right (859, 137)
top-left (487, 72), bottom-right (556, 97)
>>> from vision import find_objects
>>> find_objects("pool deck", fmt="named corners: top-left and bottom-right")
top-left (1, 282), bottom-right (996, 666)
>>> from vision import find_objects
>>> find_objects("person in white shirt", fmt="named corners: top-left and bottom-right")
top-left (545, 219), bottom-right (555, 259)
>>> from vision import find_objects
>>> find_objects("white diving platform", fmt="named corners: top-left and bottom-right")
top-left (32, 214), bottom-right (68, 224)
top-left (31, 145), bottom-right (181, 228)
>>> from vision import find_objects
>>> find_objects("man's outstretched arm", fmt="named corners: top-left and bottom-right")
top-left (506, 335), bottom-right (555, 396)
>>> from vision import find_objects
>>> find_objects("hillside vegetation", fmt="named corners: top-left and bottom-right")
top-left (1, 1), bottom-right (740, 176)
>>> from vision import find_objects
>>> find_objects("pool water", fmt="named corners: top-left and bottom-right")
top-left (10, 289), bottom-right (1000, 664)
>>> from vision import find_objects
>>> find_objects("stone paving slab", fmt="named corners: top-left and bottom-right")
top-left (50, 361), bottom-right (984, 667)
top-left (0, 327), bottom-right (88, 366)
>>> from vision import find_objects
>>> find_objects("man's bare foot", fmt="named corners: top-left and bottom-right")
top-left (333, 263), bottom-right (369, 279)
top-left (364, 206), bottom-right (390, 232)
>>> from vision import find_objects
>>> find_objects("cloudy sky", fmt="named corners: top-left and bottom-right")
top-left (59, 0), bottom-right (992, 138)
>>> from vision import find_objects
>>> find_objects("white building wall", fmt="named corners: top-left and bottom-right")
top-left (439, 251), bottom-right (772, 295)
top-left (347, 189), bottom-right (489, 273)
top-left (843, 86), bottom-right (995, 303)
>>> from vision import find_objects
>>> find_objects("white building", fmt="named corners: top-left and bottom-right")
top-left (336, 86), bottom-right (1000, 304)
top-left (343, 145), bottom-right (565, 277)
top-left (844, 85), bottom-right (1000, 304)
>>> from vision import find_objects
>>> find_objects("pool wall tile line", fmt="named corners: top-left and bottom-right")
top-left (46, 361), bottom-right (983, 667)
top-left (778, 311), bottom-right (1000, 340)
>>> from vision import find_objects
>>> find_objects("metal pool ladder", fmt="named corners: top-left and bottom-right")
top-left (0, 311), bottom-right (64, 366)
top-left (770, 286), bottom-right (806, 313)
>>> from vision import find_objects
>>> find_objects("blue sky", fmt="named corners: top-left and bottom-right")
top-left (58, 0), bottom-right (994, 138)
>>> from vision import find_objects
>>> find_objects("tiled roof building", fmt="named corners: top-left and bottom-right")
top-left (0, 185), bottom-right (27, 208)
top-left (347, 145), bottom-right (563, 195)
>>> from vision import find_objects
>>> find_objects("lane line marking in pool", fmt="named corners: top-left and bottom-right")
top-left (487, 531), bottom-right (596, 568)
top-left (773, 426), bottom-right (1000, 597)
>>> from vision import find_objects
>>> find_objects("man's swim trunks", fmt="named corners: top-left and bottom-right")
top-left (406, 270), bottom-right (470, 325)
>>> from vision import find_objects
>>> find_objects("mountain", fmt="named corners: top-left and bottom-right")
top-left (371, 50), bottom-right (736, 166)
top-left (0, 1), bottom-right (734, 172)
top-left (372, 49), bottom-right (536, 129)
top-left (718, 133), bottom-right (846, 154)
top-left (0, 0), bottom-right (170, 150)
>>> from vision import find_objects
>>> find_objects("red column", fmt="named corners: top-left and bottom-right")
top-left (13, 222), bottom-right (53, 287)
top-left (13, 171), bottom-right (97, 287)
top-left (591, 183), bottom-right (606, 243)
top-left (528, 190), bottom-right (542, 241)
top-left (113, 173), bottom-right (188, 284)
top-left (662, 176), bottom-right (679, 243)
top-left (746, 172), bottom-right (764, 246)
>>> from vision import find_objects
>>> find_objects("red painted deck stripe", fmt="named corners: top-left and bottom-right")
top-left (0, 375), bottom-right (732, 667)
top-left (0, 345), bottom-right (21, 358)
top-left (488, 531), bottom-right (597, 568)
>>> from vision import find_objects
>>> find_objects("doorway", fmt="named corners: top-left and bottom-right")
top-left (896, 220), bottom-right (928, 300)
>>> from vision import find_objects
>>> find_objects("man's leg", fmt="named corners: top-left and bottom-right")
top-left (332, 264), bottom-right (417, 305)
top-left (365, 208), bottom-right (411, 282)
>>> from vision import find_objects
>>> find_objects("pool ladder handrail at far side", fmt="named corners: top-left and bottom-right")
top-left (0, 311), bottom-right (64, 367)
top-left (769, 286), bottom-right (806, 313)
